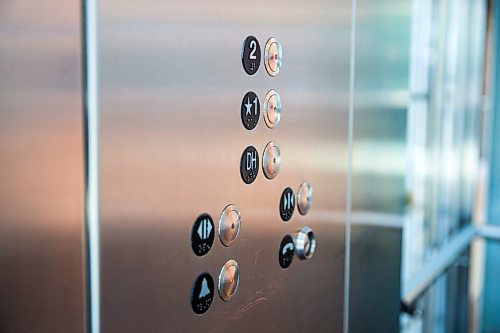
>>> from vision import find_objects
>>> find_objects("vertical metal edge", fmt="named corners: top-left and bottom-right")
top-left (82, 0), bottom-right (100, 331)
top-left (343, 0), bottom-right (357, 332)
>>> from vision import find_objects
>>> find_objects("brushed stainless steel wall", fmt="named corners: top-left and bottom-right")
top-left (0, 0), bottom-right (86, 332)
top-left (99, 0), bottom-right (351, 331)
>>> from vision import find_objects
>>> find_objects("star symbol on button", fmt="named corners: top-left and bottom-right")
top-left (245, 97), bottom-right (252, 116)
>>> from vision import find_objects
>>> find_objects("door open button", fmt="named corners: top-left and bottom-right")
top-left (218, 204), bottom-right (241, 247)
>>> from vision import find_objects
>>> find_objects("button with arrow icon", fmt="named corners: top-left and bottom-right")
top-left (279, 187), bottom-right (295, 222)
top-left (191, 213), bottom-right (215, 256)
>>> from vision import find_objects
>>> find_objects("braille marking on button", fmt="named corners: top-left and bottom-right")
top-left (191, 213), bottom-right (215, 256)
top-left (218, 204), bottom-right (241, 247)
top-left (262, 141), bottom-right (281, 180)
top-left (218, 259), bottom-right (240, 302)
top-left (191, 272), bottom-right (215, 314)
top-left (279, 234), bottom-right (295, 269)
top-left (263, 89), bottom-right (281, 129)
top-left (297, 181), bottom-right (313, 215)
top-left (241, 36), bottom-right (261, 75)
top-left (241, 91), bottom-right (260, 130)
top-left (279, 187), bottom-right (295, 222)
top-left (240, 146), bottom-right (259, 184)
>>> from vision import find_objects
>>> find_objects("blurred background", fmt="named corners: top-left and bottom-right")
top-left (1, 0), bottom-right (500, 332)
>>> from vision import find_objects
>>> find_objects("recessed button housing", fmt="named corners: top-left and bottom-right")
top-left (263, 89), bottom-right (281, 129)
top-left (218, 204), bottom-right (241, 247)
top-left (264, 37), bottom-right (282, 76)
top-left (295, 226), bottom-right (316, 260)
top-left (262, 141), bottom-right (281, 180)
top-left (218, 259), bottom-right (240, 302)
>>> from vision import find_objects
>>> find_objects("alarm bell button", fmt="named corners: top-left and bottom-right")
top-left (218, 260), bottom-right (240, 302)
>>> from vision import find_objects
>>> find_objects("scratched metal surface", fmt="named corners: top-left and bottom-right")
top-left (99, 0), bottom-right (350, 331)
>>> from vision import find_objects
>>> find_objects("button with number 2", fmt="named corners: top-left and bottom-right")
top-left (241, 36), bottom-right (261, 75)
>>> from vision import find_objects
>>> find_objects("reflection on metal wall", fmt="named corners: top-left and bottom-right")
top-left (4, 0), bottom-right (486, 331)
top-left (403, 0), bottom-right (487, 332)
top-left (99, 0), bottom-right (351, 331)
top-left (350, 0), bottom-right (411, 332)
top-left (0, 0), bottom-right (85, 332)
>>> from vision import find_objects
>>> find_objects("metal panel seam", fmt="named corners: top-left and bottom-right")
top-left (343, 0), bottom-right (357, 332)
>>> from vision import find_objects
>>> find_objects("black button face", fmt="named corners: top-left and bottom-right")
top-left (241, 36), bottom-right (261, 75)
top-left (241, 91), bottom-right (260, 130)
top-left (279, 187), bottom-right (295, 221)
top-left (191, 214), bottom-right (215, 256)
top-left (279, 234), bottom-right (295, 269)
top-left (240, 146), bottom-right (259, 184)
top-left (191, 272), bottom-right (215, 315)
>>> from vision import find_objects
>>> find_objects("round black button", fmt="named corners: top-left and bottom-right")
top-left (191, 272), bottom-right (215, 315)
top-left (191, 214), bottom-right (215, 256)
top-left (279, 234), bottom-right (295, 269)
top-left (279, 187), bottom-right (295, 222)
top-left (241, 36), bottom-right (261, 75)
top-left (241, 91), bottom-right (260, 130)
top-left (240, 146), bottom-right (259, 184)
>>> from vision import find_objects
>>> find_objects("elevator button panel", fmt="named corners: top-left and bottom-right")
top-left (218, 259), bottom-right (240, 302)
top-left (264, 37), bottom-right (282, 77)
top-left (191, 36), bottom-right (317, 313)
top-left (240, 146), bottom-right (259, 184)
top-left (297, 181), bottom-right (313, 215)
top-left (191, 272), bottom-right (215, 314)
top-left (279, 187), bottom-right (295, 222)
top-left (191, 214), bottom-right (215, 256)
top-left (263, 90), bottom-right (281, 129)
top-left (279, 234), bottom-right (295, 269)
top-left (262, 141), bottom-right (281, 180)
top-left (218, 204), bottom-right (241, 247)
top-left (241, 36), bottom-right (261, 75)
top-left (241, 91), bottom-right (260, 130)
